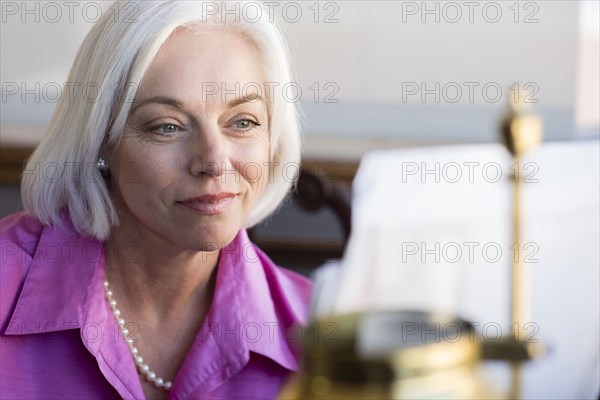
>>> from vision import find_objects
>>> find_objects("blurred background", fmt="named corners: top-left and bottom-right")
top-left (1, 2), bottom-right (599, 398)
top-left (1, 1), bottom-right (599, 273)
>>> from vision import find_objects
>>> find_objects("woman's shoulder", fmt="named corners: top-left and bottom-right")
top-left (0, 212), bottom-right (44, 265)
top-left (269, 261), bottom-right (313, 308)
top-left (248, 239), bottom-right (313, 325)
top-left (0, 212), bottom-right (47, 332)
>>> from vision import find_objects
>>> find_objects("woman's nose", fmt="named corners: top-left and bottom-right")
top-left (188, 124), bottom-right (231, 178)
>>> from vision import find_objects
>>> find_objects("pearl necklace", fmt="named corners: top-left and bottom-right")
top-left (104, 280), bottom-right (173, 391)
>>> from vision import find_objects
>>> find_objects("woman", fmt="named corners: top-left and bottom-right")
top-left (0, 1), bottom-right (311, 399)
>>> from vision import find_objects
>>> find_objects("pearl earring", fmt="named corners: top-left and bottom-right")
top-left (97, 157), bottom-right (109, 171)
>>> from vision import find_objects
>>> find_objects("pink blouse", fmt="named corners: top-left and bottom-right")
top-left (0, 212), bottom-right (312, 399)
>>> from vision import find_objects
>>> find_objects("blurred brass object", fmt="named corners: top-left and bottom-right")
top-left (502, 113), bottom-right (543, 157)
top-left (501, 85), bottom-right (543, 158)
top-left (280, 311), bottom-right (497, 399)
top-left (482, 338), bottom-right (546, 362)
top-left (500, 83), bottom-right (545, 399)
top-left (500, 84), bottom-right (544, 336)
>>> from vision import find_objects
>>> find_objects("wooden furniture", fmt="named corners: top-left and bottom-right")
top-left (248, 166), bottom-right (353, 271)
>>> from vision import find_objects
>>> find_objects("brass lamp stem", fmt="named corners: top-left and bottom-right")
top-left (512, 158), bottom-right (530, 339)
top-left (501, 83), bottom-right (543, 400)
top-left (510, 159), bottom-right (523, 400)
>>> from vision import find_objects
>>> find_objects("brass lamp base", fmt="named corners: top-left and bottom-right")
top-left (280, 311), bottom-right (505, 400)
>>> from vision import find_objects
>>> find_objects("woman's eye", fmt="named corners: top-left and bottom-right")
top-left (148, 123), bottom-right (181, 136)
top-left (232, 118), bottom-right (259, 131)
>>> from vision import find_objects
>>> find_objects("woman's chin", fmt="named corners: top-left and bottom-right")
top-left (176, 225), bottom-right (240, 253)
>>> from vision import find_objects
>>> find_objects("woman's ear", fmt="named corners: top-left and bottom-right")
top-left (98, 144), bottom-right (116, 190)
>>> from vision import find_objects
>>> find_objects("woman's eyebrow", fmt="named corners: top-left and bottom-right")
top-left (227, 93), bottom-right (265, 108)
top-left (131, 93), bottom-right (264, 113)
top-left (132, 96), bottom-right (184, 113)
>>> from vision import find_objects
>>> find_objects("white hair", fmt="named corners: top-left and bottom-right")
top-left (21, 0), bottom-right (302, 240)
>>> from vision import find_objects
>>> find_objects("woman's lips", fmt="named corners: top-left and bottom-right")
top-left (178, 193), bottom-right (236, 215)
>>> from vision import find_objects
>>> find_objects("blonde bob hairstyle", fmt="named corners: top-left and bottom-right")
top-left (22, 0), bottom-right (301, 241)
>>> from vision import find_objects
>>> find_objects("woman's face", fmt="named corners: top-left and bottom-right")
top-left (108, 27), bottom-right (270, 252)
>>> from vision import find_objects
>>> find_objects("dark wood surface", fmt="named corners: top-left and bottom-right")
top-left (0, 145), bottom-right (33, 186)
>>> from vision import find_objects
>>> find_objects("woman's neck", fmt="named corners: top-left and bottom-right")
top-left (103, 226), bottom-right (220, 399)
top-left (103, 224), bottom-right (220, 322)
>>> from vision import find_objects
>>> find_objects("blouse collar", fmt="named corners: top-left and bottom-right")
top-left (4, 215), bottom-right (307, 397)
